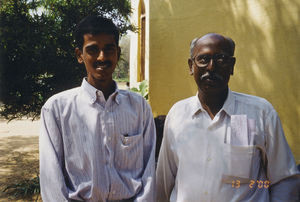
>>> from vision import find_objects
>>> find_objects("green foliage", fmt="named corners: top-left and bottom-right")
top-left (114, 77), bottom-right (129, 83)
top-left (130, 80), bottom-right (148, 100)
top-left (113, 55), bottom-right (129, 80)
top-left (0, 0), bottom-right (133, 120)
top-left (113, 34), bottom-right (130, 81)
top-left (3, 176), bottom-right (40, 201)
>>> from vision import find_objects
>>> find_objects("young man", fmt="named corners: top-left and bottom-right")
top-left (156, 33), bottom-right (299, 202)
top-left (40, 16), bottom-right (156, 202)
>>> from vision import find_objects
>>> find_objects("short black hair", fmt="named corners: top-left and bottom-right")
top-left (74, 15), bottom-right (120, 49)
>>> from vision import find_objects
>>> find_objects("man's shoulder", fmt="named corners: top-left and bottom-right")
top-left (118, 89), bottom-right (148, 104)
top-left (118, 89), bottom-right (143, 98)
top-left (168, 96), bottom-right (195, 115)
top-left (232, 91), bottom-right (275, 111)
top-left (172, 96), bottom-right (195, 108)
top-left (43, 87), bottom-right (81, 110)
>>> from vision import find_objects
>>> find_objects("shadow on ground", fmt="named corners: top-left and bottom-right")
top-left (0, 136), bottom-right (40, 201)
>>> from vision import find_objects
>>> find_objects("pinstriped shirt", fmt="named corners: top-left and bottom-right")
top-left (39, 79), bottom-right (156, 202)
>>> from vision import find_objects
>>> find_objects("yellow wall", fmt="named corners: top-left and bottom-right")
top-left (130, 0), bottom-right (150, 88)
top-left (148, 0), bottom-right (300, 163)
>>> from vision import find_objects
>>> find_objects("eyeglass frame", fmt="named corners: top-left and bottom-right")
top-left (192, 53), bottom-right (235, 68)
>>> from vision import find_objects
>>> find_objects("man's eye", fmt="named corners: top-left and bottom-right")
top-left (104, 47), bottom-right (116, 54)
top-left (216, 55), bottom-right (227, 64)
top-left (197, 56), bottom-right (210, 64)
top-left (216, 58), bottom-right (225, 63)
top-left (87, 47), bottom-right (98, 54)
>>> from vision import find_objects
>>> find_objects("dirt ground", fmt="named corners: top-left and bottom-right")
top-left (0, 82), bottom-right (128, 202)
top-left (0, 118), bottom-right (40, 201)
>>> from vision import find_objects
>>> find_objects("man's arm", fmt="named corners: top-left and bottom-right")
top-left (265, 109), bottom-right (300, 201)
top-left (135, 101), bottom-right (156, 202)
top-left (40, 106), bottom-right (69, 202)
top-left (269, 175), bottom-right (300, 202)
top-left (156, 114), bottom-right (177, 202)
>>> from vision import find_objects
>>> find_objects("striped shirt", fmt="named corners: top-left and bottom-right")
top-left (39, 78), bottom-right (156, 202)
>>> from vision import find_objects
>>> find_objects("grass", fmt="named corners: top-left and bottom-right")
top-left (114, 77), bottom-right (129, 82)
top-left (3, 175), bottom-right (40, 201)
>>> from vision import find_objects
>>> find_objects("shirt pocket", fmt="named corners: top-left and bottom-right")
top-left (222, 144), bottom-right (261, 184)
top-left (114, 132), bottom-right (144, 171)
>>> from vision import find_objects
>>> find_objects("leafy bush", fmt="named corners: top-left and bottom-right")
top-left (0, 0), bottom-right (134, 120)
top-left (130, 80), bottom-right (148, 100)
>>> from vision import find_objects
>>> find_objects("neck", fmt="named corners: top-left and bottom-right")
top-left (198, 87), bottom-right (228, 119)
top-left (88, 78), bottom-right (116, 100)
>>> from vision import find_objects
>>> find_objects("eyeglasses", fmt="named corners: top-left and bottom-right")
top-left (192, 53), bottom-right (234, 68)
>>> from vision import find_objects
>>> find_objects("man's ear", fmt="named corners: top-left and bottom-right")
top-left (230, 57), bottom-right (236, 75)
top-left (117, 46), bottom-right (121, 60)
top-left (75, 48), bottom-right (83, 64)
top-left (188, 58), bottom-right (194, 75)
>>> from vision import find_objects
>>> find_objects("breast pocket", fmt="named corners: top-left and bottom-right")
top-left (114, 133), bottom-right (144, 171)
top-left (222, 144), bottom-right (261, 184)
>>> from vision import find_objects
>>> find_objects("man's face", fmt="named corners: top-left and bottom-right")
top-left (188, 36), bottom-right (235, 94)
top-left (76, 33), bottom-right (120, 84)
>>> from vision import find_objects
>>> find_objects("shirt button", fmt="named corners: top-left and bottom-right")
top-left (207, 157), bottom-right (211, 162)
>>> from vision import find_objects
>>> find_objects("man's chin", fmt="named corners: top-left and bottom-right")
top-left (199, 84), bottom-right (227, 93)
top-left (94, 73), bottom-right (113, 82)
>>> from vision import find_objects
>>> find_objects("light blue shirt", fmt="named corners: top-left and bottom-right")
top-left (40, 79), bottom-right (156, 202)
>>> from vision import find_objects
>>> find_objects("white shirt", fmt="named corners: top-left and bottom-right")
top-left (39, 79), bottom-right (156, 202)
top-left (156, 89), bottom-right (299, 202)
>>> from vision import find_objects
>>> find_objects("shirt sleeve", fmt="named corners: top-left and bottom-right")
top-left (156, 113), bottom-right (177, 202)
top-left (39, 106), bottom-right (69, 202)
top-left (265, 109), bottom-right (300, 201)
top-left (269, 175), bottom-right (300, 202)
top-left (135, 100), bottom-right (156, 202)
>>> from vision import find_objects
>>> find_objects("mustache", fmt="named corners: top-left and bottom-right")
top-left (200, 72), bottom-right (224, 81)
top-left (94, 61), bottom-right (112, 68)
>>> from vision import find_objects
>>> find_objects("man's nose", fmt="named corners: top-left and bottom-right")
top-left (97, 50), bottom-right (106, 61)
top-left (206, 58), bottom-right (216, 71)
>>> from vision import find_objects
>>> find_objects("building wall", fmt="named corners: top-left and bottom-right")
top-left (129, 0), bottom-right (150, 88)
top-left (146, 0), bottom-right (300, 163)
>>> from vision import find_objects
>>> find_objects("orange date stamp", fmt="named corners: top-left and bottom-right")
top-left (231, 180), bottom-right (270, 189)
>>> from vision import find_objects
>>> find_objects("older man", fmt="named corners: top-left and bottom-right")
top-left (156, 33), bottom-right (299, 202)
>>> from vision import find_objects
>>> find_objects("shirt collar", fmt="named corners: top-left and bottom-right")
top-left (81, 78), bottom-right (120, 104)
top-left (222, 89), bottom-right (235, 116)
top-left (191, 93), bottom-right (203, 118)
top-left (191, 89), bottom-right (235, 117)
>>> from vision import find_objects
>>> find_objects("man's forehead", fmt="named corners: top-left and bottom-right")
top-left (193, 34), bottom-right (231, 54)
top-left (83, 33), bottom-right (117, 46)
top-left (197, 34), bottom-right (227, 47)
